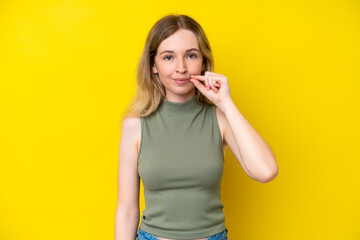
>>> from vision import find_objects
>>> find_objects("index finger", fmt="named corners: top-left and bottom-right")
top-left (190, 75), bottom-right (205, 81)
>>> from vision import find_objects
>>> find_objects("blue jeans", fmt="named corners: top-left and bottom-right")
top-left (136, 227), bottom-right (229, 240)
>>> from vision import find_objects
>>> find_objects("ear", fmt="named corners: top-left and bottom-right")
top-left (152, 64), bottom-right (158, 74)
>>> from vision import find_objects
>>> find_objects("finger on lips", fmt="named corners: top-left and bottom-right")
top-left (191, 74), bottom-right (221, 92)
top-left (191, 73), bottom-right (225, 95)
top-left (191, 75), bottom-right (205, 80)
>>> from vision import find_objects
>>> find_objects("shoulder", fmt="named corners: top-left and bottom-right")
top-left (121, 116), bottom-right (141, 151)
top-left (121, 116), bottom-right (141, 133)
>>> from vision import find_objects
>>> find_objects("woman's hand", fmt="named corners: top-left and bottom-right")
top-left (190, 71), bottom-right (232, 111)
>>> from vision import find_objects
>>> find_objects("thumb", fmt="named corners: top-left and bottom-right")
top-left (190, 78), bottom-right (207, 95)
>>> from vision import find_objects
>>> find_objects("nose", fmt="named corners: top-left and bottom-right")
top-left (176, 58), bottom-right (187, 73)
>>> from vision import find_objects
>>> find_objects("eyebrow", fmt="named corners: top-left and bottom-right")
top-left (159, 48), bottom-right (200, 55)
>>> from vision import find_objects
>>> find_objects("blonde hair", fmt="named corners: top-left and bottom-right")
top-left (122, 14), bottom-right (215, 120)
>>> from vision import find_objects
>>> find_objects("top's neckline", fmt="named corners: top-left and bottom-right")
top-left (158, 96), bottom-right (202, 115)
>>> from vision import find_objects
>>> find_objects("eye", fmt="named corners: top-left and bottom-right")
top-left (188, 53), bottom-right (197, 59)
top-left (164, 55), bottom-right (172, 60)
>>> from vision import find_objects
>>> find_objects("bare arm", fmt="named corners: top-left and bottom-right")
top-left (190, 71), bottom-right (278, 183)
top-left (217, 102), bottom-right (278, 183)
top-left (115, 116), bottom-right (141, 240)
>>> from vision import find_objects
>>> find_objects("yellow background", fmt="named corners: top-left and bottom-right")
top-left (1, 0), bottom-right (359, 239)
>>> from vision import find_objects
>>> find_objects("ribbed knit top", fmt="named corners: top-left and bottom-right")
top-left (137, 95), bottom-right (226, 239)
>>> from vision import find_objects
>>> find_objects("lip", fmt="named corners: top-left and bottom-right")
top-left (173, 78), bottom-right (190, 85)
top-left (173, 78), bottom-right (190, 80)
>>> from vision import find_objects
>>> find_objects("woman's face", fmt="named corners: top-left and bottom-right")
top-left (152, 29), bottom-right (204, 102)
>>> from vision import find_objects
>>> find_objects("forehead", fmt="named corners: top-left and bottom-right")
top-left (157, 29), bottom-right (199, 52)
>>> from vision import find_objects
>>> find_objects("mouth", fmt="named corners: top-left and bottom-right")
top-left (173, 78), bottom-right (190, 84)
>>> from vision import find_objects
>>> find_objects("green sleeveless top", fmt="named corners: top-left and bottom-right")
top-left (137, 95), bottom-right (226, 239)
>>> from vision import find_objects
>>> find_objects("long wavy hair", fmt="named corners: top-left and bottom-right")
top-left (122, 14), bottom-right (215, 120)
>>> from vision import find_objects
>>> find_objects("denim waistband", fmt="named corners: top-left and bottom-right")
top-left (136, 227), bottom-right (228, 240)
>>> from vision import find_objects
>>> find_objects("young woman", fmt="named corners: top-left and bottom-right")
top-left (115, 14), bottom-right (278, 240)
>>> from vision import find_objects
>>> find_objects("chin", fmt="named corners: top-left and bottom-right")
top-left (180, 90), bottom-right (196, 97)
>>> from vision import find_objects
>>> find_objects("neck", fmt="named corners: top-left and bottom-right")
top-left (158, 95), bottom-right (201, 115)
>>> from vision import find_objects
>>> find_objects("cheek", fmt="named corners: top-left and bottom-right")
top-left (189, 61), bottom-right (203, 71)
top-left (158, 64), bottom-right (173, 75)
